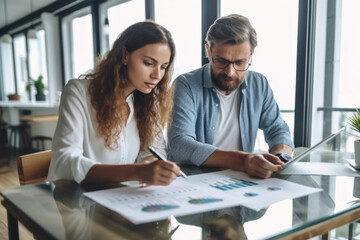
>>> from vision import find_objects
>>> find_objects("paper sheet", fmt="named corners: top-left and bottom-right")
top-left (280, 162), bottom-right (360, 176)
top-left (84, 170), bottom-right (322, 224)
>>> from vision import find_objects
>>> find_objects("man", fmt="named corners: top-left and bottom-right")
top-left (168, 14), bottom-right (294, 178)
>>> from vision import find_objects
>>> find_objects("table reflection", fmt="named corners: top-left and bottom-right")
top-left (52, 180), bottom-right (178, 240)
top-left (52, 179), bottom-right (270, 240)
top-left (176, 204), bottom-right (266, 240)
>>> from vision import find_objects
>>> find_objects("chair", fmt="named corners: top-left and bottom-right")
top-left (17, 150), bottom-right (51, 186)
top-left (0, 122), bottom-right (10, 165)
top-left (31, 135), bottom-right (52, 152)
top-left (9, 123), bottom-right (31, 154)
top-left (0, 122), bottom-right (9, 147)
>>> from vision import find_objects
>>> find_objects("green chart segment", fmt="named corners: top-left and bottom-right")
top-left (210, 178), bottom-right (259, 191)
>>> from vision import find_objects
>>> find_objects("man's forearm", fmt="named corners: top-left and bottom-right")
top-left (202, 149), bottom-right (246, 171)
top-left (203, 144), bottom-right (293, 169)
top-left (270, 144), bottom-right (293, 155)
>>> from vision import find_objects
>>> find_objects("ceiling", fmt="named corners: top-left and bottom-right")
top-left (0, 0), bottom-right (57, 29)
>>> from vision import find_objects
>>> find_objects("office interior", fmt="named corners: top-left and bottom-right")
top-left (0, 0), bottom-right (359, 239)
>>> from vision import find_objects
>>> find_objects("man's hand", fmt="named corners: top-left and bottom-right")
top-left (203, 149), bottom-right (285, 178)
top-left (243, 153), bottom-right (284, 178)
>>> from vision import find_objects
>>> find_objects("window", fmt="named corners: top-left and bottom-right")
top-left (0, 41), bottom-right (16, 98)
top-left (337, 0), bottom-right (360, 139)
top-left (72, 14), bottom-right (94, 78)
top-left (221, 0), bottom-right (299, 151)
top-left (100, 0), bottom-right (145, 54)
top-left (62, 7), bottom-right (94, 82)
top-left (1, 28), bottom-right (47, 101)
top-left (155, 0), bottom-right (202, 81)
top-left (305, 0), bottom-right (360, 161)
top-left (37, 30), bottom-right (48, 88)
top-left (13, 34), bottom-right (28, 99)
top-left (338, 1), bottom-right (360, 155)
top-left (338, 0), bottom-right (360, 109)
top-left (28, 29), bottom-right (48, 98)
top-left (310, 1), bottom-right (360, 147)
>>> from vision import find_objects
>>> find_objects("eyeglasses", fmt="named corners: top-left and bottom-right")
top-left (211, 56), bottom-right (252, 71)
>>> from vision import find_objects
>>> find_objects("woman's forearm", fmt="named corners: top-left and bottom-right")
top-left (82, 164), bottom-right (141, 183)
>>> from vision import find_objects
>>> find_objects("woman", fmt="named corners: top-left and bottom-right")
top-left (47, 21), bottom-right (180, 185)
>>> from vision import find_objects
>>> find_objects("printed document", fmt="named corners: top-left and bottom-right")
top-left (84, 169), bottom-right (322, 224)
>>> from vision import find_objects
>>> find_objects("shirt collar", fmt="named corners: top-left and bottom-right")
top-left (126, 92), bottom-right (134, 103)
top-left (203, 63), bottom-right (248, 90)
top-left (125, 92), bottom-right (134, 125)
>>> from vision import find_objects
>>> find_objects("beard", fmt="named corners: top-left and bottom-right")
top-left (210, 69), bottom-right (245, 94)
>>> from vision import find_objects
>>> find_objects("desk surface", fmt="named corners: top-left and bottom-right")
top-left (19, 115), bottom-right (58, 122)
top-left (0, 100), bottom-right (57, 108)
top-left (2, 130), bottom-right (360, 239)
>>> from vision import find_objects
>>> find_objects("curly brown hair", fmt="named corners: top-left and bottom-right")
top-left (87, 21), bottom-right (175, 150)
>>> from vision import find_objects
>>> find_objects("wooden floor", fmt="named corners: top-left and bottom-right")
top-left (0, 156), bottom-right (33, 240)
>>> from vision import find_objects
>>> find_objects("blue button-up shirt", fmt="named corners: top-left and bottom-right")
top-left (168, 64), bottom-right (294, 166)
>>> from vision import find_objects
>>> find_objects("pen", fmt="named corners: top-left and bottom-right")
top-left (148, 146), bottom-right (187, 178)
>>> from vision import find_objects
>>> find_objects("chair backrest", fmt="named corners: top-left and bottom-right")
top-left (17, 150), bottom-right (51, 185)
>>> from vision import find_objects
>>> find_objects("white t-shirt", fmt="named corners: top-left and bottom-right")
top-left (213, 88), bottom-right (242, 151)
top-left (47, 79), bottom-right (165, 183)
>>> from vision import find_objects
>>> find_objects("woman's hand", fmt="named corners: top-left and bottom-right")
top-left (137, 160), bottom-right (181, 186)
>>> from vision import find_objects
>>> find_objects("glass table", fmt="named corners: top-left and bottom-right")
top-left (2, 129), bottom-right (360, 240)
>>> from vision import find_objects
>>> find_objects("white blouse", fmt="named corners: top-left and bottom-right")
top-left (47, 79), bottom-right (165, 183)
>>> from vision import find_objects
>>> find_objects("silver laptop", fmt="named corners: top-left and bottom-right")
top-left (280, 127), bottom-right (345, 171)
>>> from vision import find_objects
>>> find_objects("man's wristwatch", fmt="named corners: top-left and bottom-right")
top-left (275, 153), bottom-right (292, 163)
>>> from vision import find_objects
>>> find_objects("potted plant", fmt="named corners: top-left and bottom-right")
top-left (348, 109), bottom-right (360, 165)
top-left (26, 75), bottom-right (46, 101)
top-left (7, 93), bottom-right (21, 101)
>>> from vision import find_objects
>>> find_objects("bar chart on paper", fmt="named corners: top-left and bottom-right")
top-left (84, 170), bottom-right (323, 224)
top-left (208, 177), bottom-right (259, 191)
top-left (188, 169), bottom-right (322, 210)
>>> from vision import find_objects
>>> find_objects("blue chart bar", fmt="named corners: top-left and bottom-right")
top-left (210, 178), bottom-right (258, 191)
